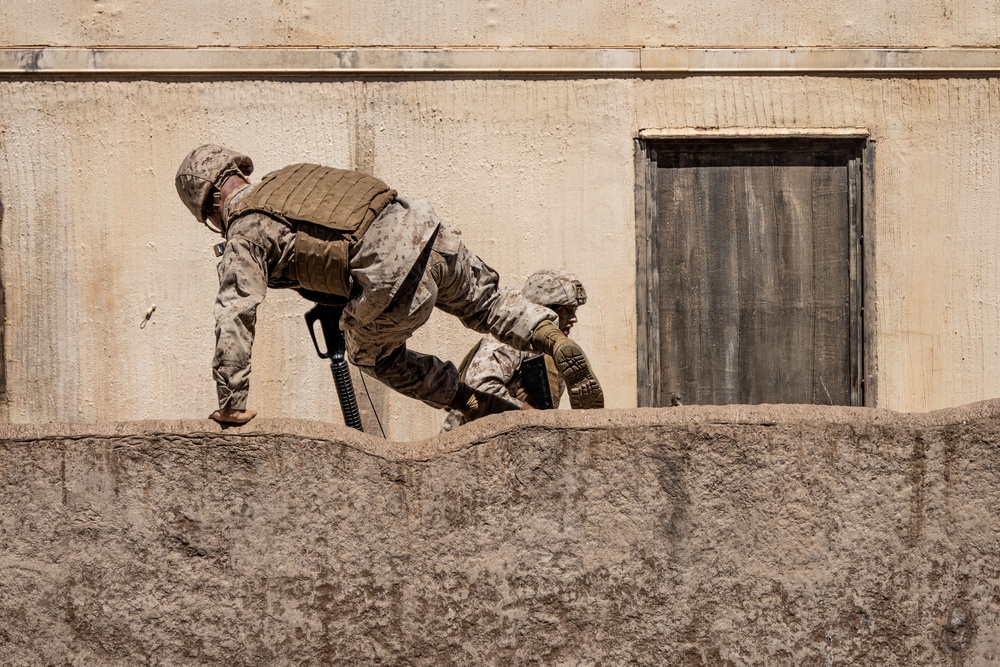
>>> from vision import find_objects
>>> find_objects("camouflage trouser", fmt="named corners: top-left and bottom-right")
top-left (344, 224), bottom-right (555, 409)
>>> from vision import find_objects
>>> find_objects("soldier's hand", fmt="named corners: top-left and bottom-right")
top-left (210, 408), bottom-right (258, 424)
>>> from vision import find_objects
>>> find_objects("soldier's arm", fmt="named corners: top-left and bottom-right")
top-left (212, 235), bottom-right (270, 417)
top-left (465, 344), bottom-right (525, 408)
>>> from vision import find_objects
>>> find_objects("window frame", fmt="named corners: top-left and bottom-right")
top-left (634, 132), bottom-right (876, 408)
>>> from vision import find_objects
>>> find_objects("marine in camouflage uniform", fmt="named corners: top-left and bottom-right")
top-left (174, 144), bottom-right (604, 425)
top-left (441, 269), bottom-right (587, 432)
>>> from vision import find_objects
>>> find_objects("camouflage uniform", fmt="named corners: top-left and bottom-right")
top-left (213, 187), bottom-right (556, 411)
top-left (440, 336), bottom-right (566, 432)
top-left (441, 269), bottom-right (586, 431)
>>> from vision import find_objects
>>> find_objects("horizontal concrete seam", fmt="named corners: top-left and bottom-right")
top-left (2, 47), bottom-right (1000, 76)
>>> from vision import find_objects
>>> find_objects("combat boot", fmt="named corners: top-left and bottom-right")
top-left (531, 319), bottom-right (604, 409)
top-left (449, 382), bottom-right (521, 422)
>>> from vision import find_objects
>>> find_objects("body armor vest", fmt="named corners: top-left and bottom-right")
top-left (228, 163), bottom-right (396, 297)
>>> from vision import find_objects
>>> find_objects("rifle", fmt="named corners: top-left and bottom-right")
top-left (305, 303), bottom-right (363, 432)
top-left (520, 354), bottom-right (554, 410)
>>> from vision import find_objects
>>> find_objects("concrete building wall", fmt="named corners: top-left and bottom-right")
top-left (3, 402), bottom-right (1000, 664)
top-left (1, 0), bottom-right (997, 48)
top-left (1, 3), bottom-right (999, 438)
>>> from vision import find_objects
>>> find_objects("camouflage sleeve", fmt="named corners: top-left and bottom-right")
top-left (213, 236), bottom-right (270, 411)
top-left (461, 337), bottom-right (527, 408)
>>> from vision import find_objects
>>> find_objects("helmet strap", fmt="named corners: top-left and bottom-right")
top-left (202, 216), bottom-right (224, 235)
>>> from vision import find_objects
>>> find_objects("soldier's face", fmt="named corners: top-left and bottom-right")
top-left (554, 306), bottom-right (578, 335)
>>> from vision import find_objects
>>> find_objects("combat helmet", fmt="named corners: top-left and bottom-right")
top-left (521, 269), bottom-right (587, 308)
top-left (175, 144), bottom-right (254, 231)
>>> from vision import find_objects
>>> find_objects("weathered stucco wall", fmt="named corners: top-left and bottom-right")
top-left (2, 401), bottom-right (1000, 665)
top-left (1, 76), bottom-right (1000, 437)
top-left (0, 0), bottom-right (996, 48)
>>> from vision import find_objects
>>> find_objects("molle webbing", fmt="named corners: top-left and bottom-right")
top-left (228, 163), bottom-right (396, 297)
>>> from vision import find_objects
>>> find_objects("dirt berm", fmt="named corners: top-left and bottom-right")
top-left (1, 402), bottom-right (999, 665)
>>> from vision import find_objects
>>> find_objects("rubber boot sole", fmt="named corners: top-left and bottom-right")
top-left (552, 340), bottom-right (604, 409)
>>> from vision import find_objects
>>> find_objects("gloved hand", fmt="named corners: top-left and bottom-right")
top-left (448, 382), bottom-right (521, 422)
top-left (531, 319), bottom-right (604, 409)
top-left (210, 408), bottom-right (258, 425)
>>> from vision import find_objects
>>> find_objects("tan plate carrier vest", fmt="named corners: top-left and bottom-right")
top-left (228, 163), bottom-right (396, 297)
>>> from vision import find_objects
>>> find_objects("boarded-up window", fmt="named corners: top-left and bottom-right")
top-left (636, 138), bottom-right (873, 407)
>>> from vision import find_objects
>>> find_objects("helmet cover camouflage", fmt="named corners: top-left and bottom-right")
top-left (175, 144), bottom-right (254, 222)
top-left (521, 269), bottom-right (587, 308)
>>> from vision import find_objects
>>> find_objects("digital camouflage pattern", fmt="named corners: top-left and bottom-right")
top-left (441, 270), bottom-right (585, 431)
top-left (521, 269), bottom-right (587, 308)
top-left (175, 144), bottom-right (254, 222)
top-left (209, 185), bottom-right (555, 411)
top-left (441, 335), bottom-right (567, 432)
top-left (212, 186), bottom-right (296, 411)
top-left (341, 198), bottom-right (555, 408)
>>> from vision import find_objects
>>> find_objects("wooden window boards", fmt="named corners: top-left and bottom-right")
top-left (635, 138), bottom-right (875, 407)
